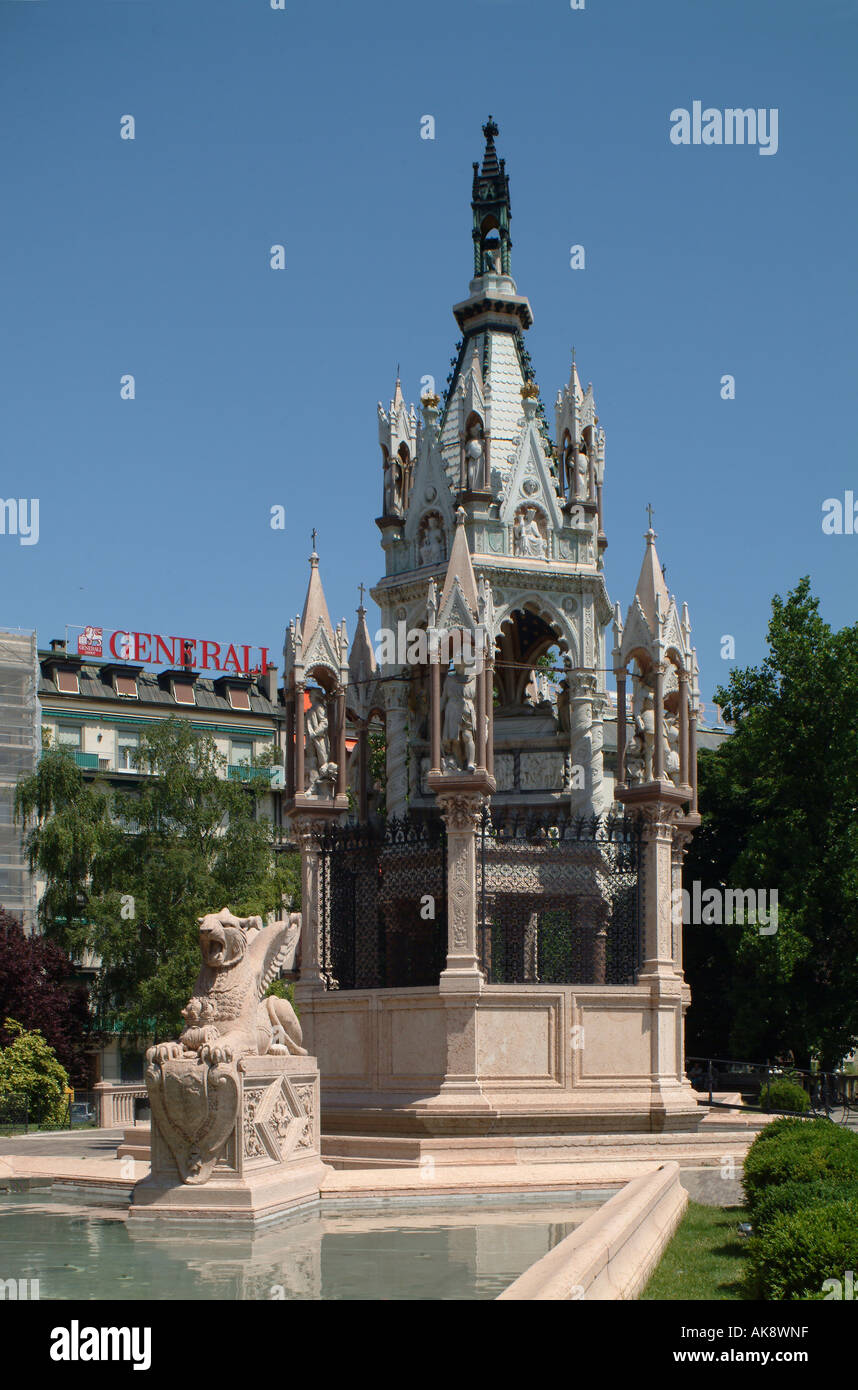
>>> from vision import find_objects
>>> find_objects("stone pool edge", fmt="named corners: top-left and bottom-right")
top-left (497, 1161), bottom-right (687, 1301)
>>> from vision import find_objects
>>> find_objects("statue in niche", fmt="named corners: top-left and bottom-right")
top-left (465, 420), bottom-right (485, 491)
top-left (574, 444), bottom-right (590, 499)
top-left (440, 662), bottom-right (477, 773)
top-left (514, 507), bottom-right (547, 560)
top-left (628, 690), bottom-right (656, 784)
top-left (556, 676), bottom-right (571, 732)
top-left (664, 711), bottom-right (681, 785)
top-left (305, 688), bottom-right (337, 791)
top-left (624, 724), bottom-right (647, 785)
top-left (419, 514), bottom-right (445, 565)
top-left (383, 453), bottom-right (404, 517)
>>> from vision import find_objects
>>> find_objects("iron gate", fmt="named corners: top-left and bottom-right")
top-left (477, 809), bottom-right (643, 986)
top-left (317, 816), bottom-right (447, 989)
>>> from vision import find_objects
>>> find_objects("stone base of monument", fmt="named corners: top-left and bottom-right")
top-left (129, 1055), bottom-right (331, 1225)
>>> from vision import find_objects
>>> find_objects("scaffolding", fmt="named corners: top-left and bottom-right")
top-left (0, 630), bottom-right (40, 932)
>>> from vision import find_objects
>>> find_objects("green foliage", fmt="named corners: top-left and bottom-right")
top-left (264, 978), bottom-right (295, 1009)
top-left (758, 1076), bottom-right (810, 1114)
top-left (0, 1018), bottom-right (69, 1125)
top-left (746, 1201), bottom-right (858, 1300)
top-left (752, 1178), bottom-right (858, 1236)
top-left (742, 1119), bottom-right (858, 1209)
top-left (684, 577), bottom-right (858, 1067)
top-left (16, 722), bottom-right (301, 1040)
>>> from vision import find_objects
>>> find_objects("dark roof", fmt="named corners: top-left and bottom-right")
top-left (38, 658), bottom-right (281, 718)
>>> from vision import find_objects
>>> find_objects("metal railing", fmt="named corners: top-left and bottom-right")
top-left (687, 1056), bottom-right (858, 1124)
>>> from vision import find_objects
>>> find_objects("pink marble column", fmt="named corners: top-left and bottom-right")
top-left (616, 669), bottom-right (627, 785)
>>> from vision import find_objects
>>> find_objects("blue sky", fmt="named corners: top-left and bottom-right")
top-left (1, 0), bottom-right (856, 715)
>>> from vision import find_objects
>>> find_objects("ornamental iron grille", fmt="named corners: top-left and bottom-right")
top-left (316, 817), bottom-right (447, 990)
top-left (477, 809), bottom-right (643, 986)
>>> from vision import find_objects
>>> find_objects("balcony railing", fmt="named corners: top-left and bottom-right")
top-left (227, 764), bottom-right (273, 784)
top-left (72, 751), bottom-right (99, 769)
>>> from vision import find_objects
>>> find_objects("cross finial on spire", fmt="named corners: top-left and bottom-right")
top-left (646, 503), bottom-right (655, 531)
top-left (358, 582), bottom-right (366, 609)
top-left (311, 527), bottom-right (318, 552)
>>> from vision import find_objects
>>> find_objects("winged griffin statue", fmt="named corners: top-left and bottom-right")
top-left (144, 909), bottom-right (306, 1184)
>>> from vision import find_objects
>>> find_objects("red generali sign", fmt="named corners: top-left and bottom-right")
top-left (77, 628), bottom-right (270, 675)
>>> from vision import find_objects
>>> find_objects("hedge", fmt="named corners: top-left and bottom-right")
top-left (746, 1201), bottom-right (858, 1300)
top-left (742, 1119), bottom-right (858, 1208)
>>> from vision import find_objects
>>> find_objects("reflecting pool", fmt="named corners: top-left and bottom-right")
top-left (0, 1189), bottom-right (609, 1300)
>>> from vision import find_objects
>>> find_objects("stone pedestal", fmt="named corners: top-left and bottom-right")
top-left (129, 1055), bottom-right (330, 1225)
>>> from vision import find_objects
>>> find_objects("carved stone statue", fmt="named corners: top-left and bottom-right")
top-left (514, 507), bottom-right (547, 559)
top-left (574, 445), bottom-right (589, 499)
top-left (465, 422), bottom-right (485, 491)
top-left (664, 712), bottom-right (681, 785)
top-left (383, 453), bottom-right (404, 516)
top-left (305, 688), bottom-right (337, 790)
top-left (419, 514), bottom-right (445, 565)
top-left (440, 662), bottom-right (477, 772)
top-left (145, 909), bottom-right (304, 1184)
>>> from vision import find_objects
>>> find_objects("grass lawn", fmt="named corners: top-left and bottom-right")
top-left (641, 1201), bottom-right (750, 1300)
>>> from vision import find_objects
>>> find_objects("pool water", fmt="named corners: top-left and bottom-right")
top-left (0, 1190), bottom-right (606, 1300)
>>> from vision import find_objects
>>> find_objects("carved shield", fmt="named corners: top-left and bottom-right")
top-left (147, 1059), bottom-right (240, 1185)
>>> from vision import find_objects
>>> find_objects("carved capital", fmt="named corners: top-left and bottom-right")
top-left (436, 793), bottom-right (485, 833)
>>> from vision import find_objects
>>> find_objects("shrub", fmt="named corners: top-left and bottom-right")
top-left (743, 1119), bottom-right (858, 1209)
top-left (746, 1201), bottom-right (858, 1300)
top-left (0, 1018), bottom-right (69, 1125)
top-left (758, 1076), bottom-right (810, 1113)
top-left (752, 1178), bottom-right (858, 1235)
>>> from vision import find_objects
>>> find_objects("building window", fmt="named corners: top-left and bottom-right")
top-left (56, 669), bottom-right (80, 694)
top-left (227, 687), bottom-right (251, 711)
top-left (56, 724), bottom-right (81, 749)
top-left (117, 730), bottom-right (140, 771)
top-left (172, 681), bottom-right (195, 706)
top-left (231, 740), bottom-right (252, 767)
top-left (114, 675), bottom-right (138, 699)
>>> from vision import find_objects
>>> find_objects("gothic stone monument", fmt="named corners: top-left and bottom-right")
top-left (130, 909), bottom-right (330, 1223)
top-left (283, 121), bottom-right (702, 1159)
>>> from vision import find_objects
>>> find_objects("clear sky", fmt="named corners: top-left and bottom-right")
top-left (1, 0), bottom-right (855, 714)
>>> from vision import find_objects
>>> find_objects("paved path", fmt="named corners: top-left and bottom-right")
top-left (0, 1128), bottom-right (123, 1158)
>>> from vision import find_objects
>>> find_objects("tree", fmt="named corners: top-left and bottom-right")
top-left (684, 577), bottom-right (858, 1068)
top-left (0, 911), bottom-right (90, 1084)
top-left (0, 1018), bottom-right (69, 1125)
top-left (16, 719), bottom-right (300, 1041)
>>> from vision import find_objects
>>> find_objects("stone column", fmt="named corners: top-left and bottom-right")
top-left (485, 654), bottom-right (495, 779)
top-left (335, 688), bottom-right (347, 799)
top-left (357, 722), bottom-right (368, 822)
top-left (384, 680), bottom-right (409, 819)
top-left (678, 672), bottom-right (689, 789)
top-left (476, 661), bottom-right (486, 770)
top-left (437, 792), bottom-right (486, 993)
top-left (285, 692), bottom-right (296, 799)
top-left (689, 711), bottom-right (699, 815)
top-left (294, 684), bottom-right (305, 795)
top-left (293, 818), bottom-right (326, 994)
top-left (568, 671), bottom-right (596, 806)
top-left (616, 669), bottom-right (627, 786)
top-left (653, 665), bottom-right (665, 781)
top-left (430, 658), bottom-right (441, 773)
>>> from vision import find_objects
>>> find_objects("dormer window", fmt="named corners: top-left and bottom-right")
top-left (172, 680), bottom-right (195, 706)
top-left (115, 675), bottom-right (138, 699)
top-left (227, 686), bottom-right (250, 711)
top-left (56, 669), bottom-right (79, 695)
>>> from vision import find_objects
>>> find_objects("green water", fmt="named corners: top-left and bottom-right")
top-left (0, 1190), bottom-right (604, 1300)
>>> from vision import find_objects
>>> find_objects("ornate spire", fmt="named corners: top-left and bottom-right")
top-left (632, 522), bottom-right (671, 636)
top-left (471, 116), bottom-right (512, 277)
top-left (348, 588), bottom-right (377, 687)
top-left (300, 539), bottom-right (335, 647)
top-left (438, 507), bottom-right (480, 619)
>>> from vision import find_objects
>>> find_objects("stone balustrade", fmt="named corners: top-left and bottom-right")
top-left (93, 1081), bottom-right (149, 1129)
